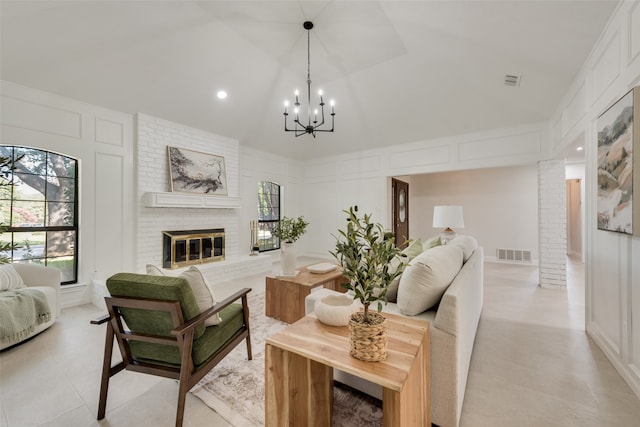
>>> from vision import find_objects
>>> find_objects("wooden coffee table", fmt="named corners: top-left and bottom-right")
top-left (265, 265), bottom-right (348, 323)
top-left (265, 313), bottom-right (430, 426)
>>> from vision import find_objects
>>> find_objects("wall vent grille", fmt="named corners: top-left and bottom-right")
top-left (496, 248), bottom-right (532, 263)
top-left (504, 74), bottom-right (521, 87)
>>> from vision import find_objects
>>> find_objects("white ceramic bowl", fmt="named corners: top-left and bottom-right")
top-left (315, 294), bottom-right (360, 326)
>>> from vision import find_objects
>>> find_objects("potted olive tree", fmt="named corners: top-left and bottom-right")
top-left (272, 216), bottom-right (309, 276)
top-left (330, 206), bottom-right (407, 362)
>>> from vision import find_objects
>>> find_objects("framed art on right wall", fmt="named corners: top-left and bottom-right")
top-left (597, 87), bottom-right (640, 236)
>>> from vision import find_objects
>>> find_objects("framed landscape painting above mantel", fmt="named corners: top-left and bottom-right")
top-left (168, 146), bottom-right (228, 196)
top-left (596, 87), bottom-right (640, 236)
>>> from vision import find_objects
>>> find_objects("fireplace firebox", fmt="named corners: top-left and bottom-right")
top-left (162, 229), bottom-right (224, 269)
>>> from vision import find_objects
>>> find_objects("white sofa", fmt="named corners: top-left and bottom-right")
top-left (0, 264), bottom-right (61, 350)
top-left (305, 239), bottom-right (483, 427)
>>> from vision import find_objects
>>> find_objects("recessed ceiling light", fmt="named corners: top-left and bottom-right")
top-left (576, 146), bottom-right (583, 151)
top-left (216, 90), bottom-right (227, 100)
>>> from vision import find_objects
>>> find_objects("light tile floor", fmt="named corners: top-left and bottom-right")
top-left (1, 256), bottom-right (639, 426)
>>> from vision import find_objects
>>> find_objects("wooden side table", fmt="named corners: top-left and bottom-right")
top-left (265, 313), bottom-right (430, 426)
top-left (265, 265), bottom-right (348, 324)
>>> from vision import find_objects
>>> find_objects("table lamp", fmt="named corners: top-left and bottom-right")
top-left (433, 205), bottom-right (464, 244)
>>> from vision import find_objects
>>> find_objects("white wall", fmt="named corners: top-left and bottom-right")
top-left (239, 146), bottom-right (302, 263)
top-left (550, 0), bottom-right (640, 398)
top-left (0, 82), bottom-right (303, 306)
top-left (135, 113), bottom-right (241, 271)
top-left (299, 122), bottom-right (549, 259)
top-left (0, 80), bottom-right (134, 307)
top-left (408, 165), bottom-right (539, 262)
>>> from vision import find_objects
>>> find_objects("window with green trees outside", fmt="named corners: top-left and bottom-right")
top-left (0, 146), bottom-right (78, 284)
top-left (257, 181), bottom-right (280, 252)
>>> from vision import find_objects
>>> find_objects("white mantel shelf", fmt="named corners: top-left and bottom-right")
top-left (143, 192), bottom-right (241, 209)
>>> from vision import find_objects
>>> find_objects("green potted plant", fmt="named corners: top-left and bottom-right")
top-left (330, 206), bottom-right (407, 361)
top-left (272, 216), bottom-right (309, 275)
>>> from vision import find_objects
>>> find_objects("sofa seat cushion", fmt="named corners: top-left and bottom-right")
top-left (381, 301), bottom-right (436, 323)
top-left (397, 244), bottom-right (464, 315)
top-left (129, 303), bottom-right (245, 367)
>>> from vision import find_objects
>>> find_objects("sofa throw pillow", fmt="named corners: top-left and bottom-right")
top-left (403, 239), bottom-right (423, 259)
top-left (146, 264), bottom-right (221, 326)
top-left (145, 264), bottom-right (165, 276)
top-left (422, 235), bottom-right (442, 251)
top-left (397, 244), bottom-right (464, 315)
top-left (447, 235), bottom-right (478, 262)
top-left (0, 264), bottom-right (25, 291)
top-left (385, 275), bottom-right (402, 303)
top-left (379, 239), bottom-right (422, 303)
top-left (179, 267), bottom-right (222, 326)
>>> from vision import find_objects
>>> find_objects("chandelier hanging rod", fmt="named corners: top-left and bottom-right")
top-left (283, 21), bottom-right (335, 138)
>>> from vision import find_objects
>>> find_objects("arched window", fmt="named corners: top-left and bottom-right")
top-left (0, 146), bottom-right (79, 284)
top-left (257, 181), bottom-right (280, 252)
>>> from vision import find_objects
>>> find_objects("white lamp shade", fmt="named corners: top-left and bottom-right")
top-left (433, 205), bottom-right (465, 229)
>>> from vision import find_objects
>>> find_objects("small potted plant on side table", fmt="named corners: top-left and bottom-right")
top-left (272, 216), bottom-right (309, 276)
top-left (330, 206), bottom-right (407, 362)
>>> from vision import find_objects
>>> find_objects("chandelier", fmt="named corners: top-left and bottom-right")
top-left (283, 21), bottom-right (335, 137)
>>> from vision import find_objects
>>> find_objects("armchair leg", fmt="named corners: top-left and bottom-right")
top-left (174, 329), bottom-right (195, 427)
top-left (242, 293), bottom-right (253, 360)
top-left (97, 322), bottom-right (116, 420)
top-left (175, 384), bottom-right (187, 427)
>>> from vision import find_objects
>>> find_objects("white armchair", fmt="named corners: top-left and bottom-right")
top-left (1, 264), bottom-right (61, 350)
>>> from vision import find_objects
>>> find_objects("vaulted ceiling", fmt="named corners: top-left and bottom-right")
top-left (1, 1), bottom-right (618, 161)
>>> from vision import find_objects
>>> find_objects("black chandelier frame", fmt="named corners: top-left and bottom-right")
top-left (283, 21), bottom-right (335, 137)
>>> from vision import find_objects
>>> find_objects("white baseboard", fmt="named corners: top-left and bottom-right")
top-left (587, 322), bottom-right (640, 401)
top-left (60, 284), bottom-right (91, 308)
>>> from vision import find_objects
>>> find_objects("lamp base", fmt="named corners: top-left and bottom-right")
top-left (440, 228), bottom-right (457, 244)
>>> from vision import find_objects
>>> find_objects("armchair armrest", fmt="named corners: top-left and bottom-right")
top-left (90, 314), bottom-right (111, 325)
top-left (172, 288), bottom-right (252, 336)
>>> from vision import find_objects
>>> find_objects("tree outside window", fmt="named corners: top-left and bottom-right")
top-left (257, 181), bottom-right (280, 252)
top-left (0, 146), bottom-right (78, 284)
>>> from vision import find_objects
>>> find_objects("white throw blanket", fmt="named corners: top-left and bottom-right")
top-left (0, 288), bottom-right (51, 347)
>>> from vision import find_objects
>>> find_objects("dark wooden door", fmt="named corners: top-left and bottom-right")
top-left (392, 178), bottom-right (409, 249)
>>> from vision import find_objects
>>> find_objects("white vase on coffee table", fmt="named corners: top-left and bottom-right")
top-left (280, 242), bottom-right (297, 276)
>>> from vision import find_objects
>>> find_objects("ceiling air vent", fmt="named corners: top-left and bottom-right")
top-left (504, 74), bottom-right (521, 87)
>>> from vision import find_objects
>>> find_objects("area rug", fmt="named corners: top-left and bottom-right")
top-left (191, 291), bottom-right (382, 427)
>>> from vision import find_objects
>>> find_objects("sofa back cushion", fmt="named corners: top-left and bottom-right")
top-left (397, 244), bottom-right (464, 315)
top-left (107, 272), bottom-right (206, 339)
top-left (447, 235), bottom-right (478, 262)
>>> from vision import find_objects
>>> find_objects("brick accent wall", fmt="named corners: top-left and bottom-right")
top-left (538, 159), bottom-right (567, 288)
top-left (135, 113), bottom-right (241, 272)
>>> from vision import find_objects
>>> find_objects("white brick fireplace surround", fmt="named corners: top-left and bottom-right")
top-left (132, 114), bottom-right (269, 290)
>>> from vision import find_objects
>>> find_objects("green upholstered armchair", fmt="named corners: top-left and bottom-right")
top-left (93, 273), bottom-right (252, 427)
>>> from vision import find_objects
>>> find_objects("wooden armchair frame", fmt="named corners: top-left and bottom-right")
top-left (93, 287), bottom-right (252, 427)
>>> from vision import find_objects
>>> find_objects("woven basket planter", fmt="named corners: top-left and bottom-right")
top-left (348, 312), bottom-right (388, 362)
